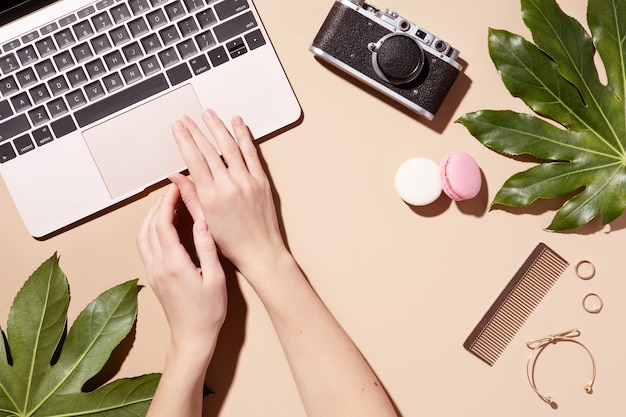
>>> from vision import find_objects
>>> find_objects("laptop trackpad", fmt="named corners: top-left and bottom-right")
top-left (83, 85), bottom-right (206, 199)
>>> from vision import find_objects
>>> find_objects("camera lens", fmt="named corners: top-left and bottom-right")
top-left (371, 33), bottom-right (424, 85)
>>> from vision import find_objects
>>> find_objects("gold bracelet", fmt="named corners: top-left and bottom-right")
top-left (526, 329), bottom-right (596, 406)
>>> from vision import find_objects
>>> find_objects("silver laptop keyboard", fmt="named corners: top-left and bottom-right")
top-left (0, 0), bottom-right (266, 163)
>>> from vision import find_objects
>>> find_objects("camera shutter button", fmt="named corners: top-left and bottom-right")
top-left (369, 33), bottom-right (424, 85)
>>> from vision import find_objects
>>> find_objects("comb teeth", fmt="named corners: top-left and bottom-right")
top-left (464, 243), bottom-right (569, 366)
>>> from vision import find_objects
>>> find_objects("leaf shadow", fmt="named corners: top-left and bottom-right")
top-left (82, 321), bottom-right (137, 392)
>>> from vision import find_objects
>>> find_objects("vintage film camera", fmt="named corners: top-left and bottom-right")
top-left (310, 0), bottom-right (463, 120)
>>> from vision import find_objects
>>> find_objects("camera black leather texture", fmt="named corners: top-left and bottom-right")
top-left (311, 2), bottom-right (459, 117)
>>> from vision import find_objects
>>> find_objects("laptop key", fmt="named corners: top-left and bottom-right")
top-left (16, 45), bottom-right (38, 65)
top-left (40, 22), bottom-right (59, 36)
top-left (29, 84), bottom-right (51, 104)
top-left (0, 75), bottom-right (19, 96)
top-left (91, 34), bottom-right (112, 54)
top-left (35, 37), bottom-right (57, 58)
top-left (128, 17), bottom-right (150, 38)
top-left (159, 25), bottom-right (180, 46)
top-left (103, 50), bottom-right (125, 71)
top-left (122, 42), bottom-right (144, 62)
top-left (207, 45), bottom-right (228, 67)
top-left (48, 75), bottom-right (70, 96)
top-left (121, 64), bottom-right (143, 84)
top-left (146, 9), bottom-right (168, 30)
top-left (177, 16), bottom-right (199, 37)
top-left (66, 89), bottom-right (87, 110)
top-left (54, 28), bottom-right (76, 49)
top-left (28, 106), bottom-right (50, 127)
top-left (0, 100), bottom-right (13, 120)
top-left (32, 125), bottom-right (54, 146)
top-left (213, 11), bottom-right (257, 43)
top-left (47, 97), bottom-right (69, 117)
top-left (51, 115), bottom-right (77, 138)
top-left (165, 1), bottom-right (186, 21)
top-left (92, 12), bottom-right (114, 33)
top-left (110, 26), bottom-right (132, 46)
top-left (183, 0), bottom-right (204, 13)
top-left (140, 33), bottom-right (162, 54)
top-left (3, 40), bottom-right (21, 53)
top-left (73, 20), bottom-right (95, 41)
top-left (0, 143), bottom-right (17, 163)
top-left (214, 0), bottom-right (250, 20)
top-left (14, 134), bottom-right (35, 155)
top-left (158, 47), bottom-right (179, 68)
top-left (244, 28), bottom-right (265, 50)
top-left (85, 80), bottom-right (106, 101)
top-left (85, 58), bottom-right (106, 79)
top-left (96, 0), bottom-right (115, 10)
top-left (34, 59), bottom-right (56, 80)
top-left (11, 92), bottom-right (32, 113)
top-left (103, 72), bottom-right (124, 92)
top-left (54, 50), bottom-right (75, 71)
top-left (67, 67), bottom-right (89, 87)
top-left (166, 62), bottom-right (191, 86)
top-left (195, 31), bottom-right (216, 51)
top-left (74, 73), bottom-right (168, 127)
top-left (0, 114), bottom-right (30, 142)
top-left (77, 5), bottom-right (96, 19)
top-left (129, 0), bottom-right (150, 15)
top-left (72, 43), bottom-right (94, 63)
top-left (110, 3), bottom-right (132, 24)
top-left (15, 68), bottom-right (37, 88)
top-left (196, 9), bottom-right (217, 29)
top-left (0, 53), bottom-right (20, 74)
top-left (189, 54), bottom-right (210, 76)
top-left (58, 14), bottom-right (78, 28)
top-left (139, 55), bottom-right (161, 76)
top-left (176, 39), bottom-right (197, 60)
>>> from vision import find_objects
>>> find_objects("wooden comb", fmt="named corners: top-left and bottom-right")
top-left (463, 243), bottom-right (569, 366)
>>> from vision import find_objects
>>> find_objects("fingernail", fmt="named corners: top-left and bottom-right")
top-left (204, 109), bottom-right (217, 120)
top-left (233, 115), bottom-right (244, 127)
top-left (194, 219), bottom-right (209, 234)
top-left (173, 119), bottom-right (186, 130)
top-left (181, 115), bottom-right (193, 126)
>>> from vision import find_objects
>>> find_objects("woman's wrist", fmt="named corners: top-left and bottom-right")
top-left (165, 336), bottom-right (217, 372)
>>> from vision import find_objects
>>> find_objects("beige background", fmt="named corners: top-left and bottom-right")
top-left (1, 0), bottom-right (623, 415)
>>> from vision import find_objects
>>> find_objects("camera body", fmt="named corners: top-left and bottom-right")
top-left (310, 0), bottom-right (462, 120)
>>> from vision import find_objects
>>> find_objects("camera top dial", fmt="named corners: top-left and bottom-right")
top-left (368, 33), bottom-right (425, 85)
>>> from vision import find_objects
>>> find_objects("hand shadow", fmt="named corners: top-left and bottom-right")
top-left (172, 198), bottom-right (248, 417)
top-left (202, 260), bottom-right (247, 416)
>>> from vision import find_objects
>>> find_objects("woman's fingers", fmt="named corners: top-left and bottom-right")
top-left (172, 118), bottom-right (216, 185)
top-left (169, 173), bottom-right (205, 222)
top-left (231, 115), bottom-right (266, 179)
top-left (201, 109), bottom-right (248, 172)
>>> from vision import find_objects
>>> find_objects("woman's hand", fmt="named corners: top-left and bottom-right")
top-left (137, 183), bottom-right (227, 360)
top-left (169, 110), bottom-right (288, 280)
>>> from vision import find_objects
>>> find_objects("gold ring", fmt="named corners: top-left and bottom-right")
top-left (575, 260), bottom-right (596, 280)
top-left (582, 293), bottom-right (603, 314)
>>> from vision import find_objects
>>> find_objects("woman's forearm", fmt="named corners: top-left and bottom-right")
top-left (245, 252), bottom-right (398, 417)
top-left (146, 343), bottom-right (213, 417)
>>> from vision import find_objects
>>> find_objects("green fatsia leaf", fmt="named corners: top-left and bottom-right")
top-left (0, 254), bottom-right (159, 416)
top-left (458, 0), bottom-right (626, 230)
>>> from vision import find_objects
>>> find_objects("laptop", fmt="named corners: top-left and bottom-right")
top-left (0, 0), bottom-right (301, 238)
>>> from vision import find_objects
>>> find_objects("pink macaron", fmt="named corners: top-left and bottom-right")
top-left (439, 152), bottom-right (482, 201)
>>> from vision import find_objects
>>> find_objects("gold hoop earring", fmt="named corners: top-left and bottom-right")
top-left (526, 329), bottom-right (596, 405)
